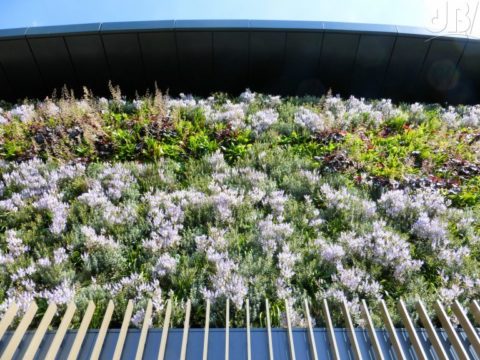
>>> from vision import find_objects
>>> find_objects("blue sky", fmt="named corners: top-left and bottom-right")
top-left (0, 0), bottom-right (429, 28)
top-left (1, 0), bottom-right (479, 37)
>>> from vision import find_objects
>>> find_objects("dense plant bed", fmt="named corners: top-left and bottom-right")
top-left (0, 88), bottom-right (479, 328)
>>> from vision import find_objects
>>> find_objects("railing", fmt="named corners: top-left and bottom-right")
top-left (0, 298), bottom-right (479, 359)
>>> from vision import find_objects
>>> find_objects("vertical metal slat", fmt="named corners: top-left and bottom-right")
top-left (246, 299), bottom-right (252, 360)
top-left (415, 300), bottom-right (449, 360)
top-left (225, 298), bottom-right (230, 360)
top-left (45, 301), bottom-right (77, 360)
top-left (1, 302), bottom-right (38, 360)
top-left (67, 300), bottom-right (95, 360)
top-left (0, 303), bottom-right (18, 342)
top-left (266, 299), bottom-right (274, 360)
top-left (322, 299), bottom-right (340, 360)
top-left (360, 300), bottom-right (384, 360)
top-left (203, 299), bottom-right (210, 360)
top-left (90, 300), bottom-right (114, 360)
top-left (135, 300), bottom-right (153, 360)
top-left (157, 298), bottom-right (172, 360)
top-left (285, 299), bottom-right (296, 360)
top-left (180, 299), bottom-right (191, 360)
top-left (23, 302), bottom-right (57, 360)
top-left (397, 300), bottom-right (427, 360)
top-left (303, 299), bottom-right (318, 360)
top-left (340, 300), bottom-right (362, 360)
top-left (451, 300), bottom-right (480, 357)
top-left (471, 300), bottom-right (480, 324)
top-left (378, 300), bottom-right (405, 360)
top-left (434, 300), bottom-right (469, 360)
top-left (112, 299), bottom-right (133, 360)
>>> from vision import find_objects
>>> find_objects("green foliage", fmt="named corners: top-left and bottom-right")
top-left (0, 91), bottom-right (480, 330)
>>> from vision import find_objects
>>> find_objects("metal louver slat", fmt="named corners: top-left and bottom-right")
top-left (415, 300), bottom-right (449, 360)
top-left (1, 302), bottom-right (38, 360)
top-left (0, 298), bottom-right (478, 359)
top-left (23, 302), bottom-right (57, 360)
top-left (90, 300), bottom-right (114, 360)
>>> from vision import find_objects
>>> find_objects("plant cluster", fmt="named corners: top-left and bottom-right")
top-left (0, 89), bottom-right (479, 328)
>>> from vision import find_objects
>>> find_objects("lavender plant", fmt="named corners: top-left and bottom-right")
top-left (0, 89), bottom-right (479, 328)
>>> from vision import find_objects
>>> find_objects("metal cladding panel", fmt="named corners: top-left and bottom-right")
top-left (319, 32), bottom-right (360, 97)
top-left (250, 329), bottom-right (269, 359)
top-left (416, 37), bottom-right (467, 103)
top-left (0, 331), bottom-right (28, 358)
top-left (333, 330), bottom-right (357, 359)
top-left (282, 31), bottom-right (324, 96)
top-left (394, 329), bottom-right (418, 358)
top-left (249, 31), bottom-right (286, 94)
top-left (383, 36), bottom-right (431, 102)
top-left (77, 331), bottom-right (99, 359)
top-left (163, 328), bottom-right (183, 358)
top-left (207, 328), bottom-right (226, 359)
top-left (355, 328), bottom-right (429, 359)
top-left (291, 330), bottom-right (311, 359)
top-left (270, 329), bottom-right (290, 359)
top-left (408, 328), bottom-right (473, 359)
top-left (351, 34), bottom-right (396, 99)
top-left (418, 328), bottom-right (442, 359)
top-left (176, 31), bottom-right (213, 95)
top-left (142, 329), bottom-right (162, 359)
top-left (0, 331), bottom-right (65, 359)
top-left (29, 332), bottom-right (55, 358)
top-left (450, 40), bottom-right (480, 104)
top-left (229, 329), bottom-right (248, 358)
top-left (99, 329), bottom-right (120, 358)
top-left (139, 31), bottom-right (179, 93)
top-left (0, 327), bottom-right (477, 359)
top-left (185, 329), bottom-right (205, 358)
top-left (312, 330), bottom-right (334, 358)
top-left (55, 330), bottom-right (77, 358)
top-left (456, 329), bottom-right (478, 359)
top-left (0, 38), bottom-right (44, 99)
top-left (375, 330), bottom-right (398, 358)
top-left (119, 329), bottom-right (141, 359)
top-left (27, 36), bottom-right (78, 96)
top-left (355, 330), bottom-right (374, 358)
top-left (102, 33), bottom-right (146, 96)
top-left (213, 31), bottom-right (249, 94)
top-left (65, 34), bottom-right (111, 96)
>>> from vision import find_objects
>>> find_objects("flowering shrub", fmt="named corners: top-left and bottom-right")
top-left (0, 89), bottom-right (479, 328)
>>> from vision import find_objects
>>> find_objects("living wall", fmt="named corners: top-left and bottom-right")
top-left (0, 87), bottom-right (479, 328)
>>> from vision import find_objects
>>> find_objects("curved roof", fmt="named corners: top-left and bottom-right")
top-left (0, 20), bottom-right (477, 103)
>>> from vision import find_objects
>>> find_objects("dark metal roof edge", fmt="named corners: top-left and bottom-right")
top-left (0, 27), bottom-right (28, 39)
top-left (175, 19), bottom-right (250, 30)
top-left (101, 20), bottom-right (175, 33)
top-left (396, 25), bottom-right (470, 40)
top-left (248, 20), bottom-right (324, 31)
top-left (1, 19), bottom-right (477, 40)
top-left (323, 21), bottom-right (397, 35)
top-left (26, 23), bottom-right (101, 37)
